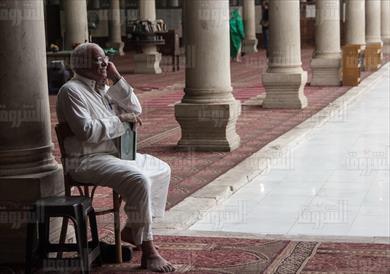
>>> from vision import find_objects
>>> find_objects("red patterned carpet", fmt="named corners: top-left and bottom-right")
top-left (41, 50), bottom-right (390, 274)
top-left (49, 50), bottom-right (379, 211)
top-left (95, 235), bottom-right (390, 273)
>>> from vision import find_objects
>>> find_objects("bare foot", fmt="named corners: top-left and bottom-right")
top-left (141, 253), bottom-right (175, 272)
top-left (141, 241), bottom-right (175, 272)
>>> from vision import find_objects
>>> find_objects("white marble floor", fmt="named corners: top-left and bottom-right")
top-left (190, 69), bottom-right (390, 238)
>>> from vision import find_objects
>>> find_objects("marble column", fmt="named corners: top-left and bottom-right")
top-left (366, 0), bottom-right (382, 44)
top-left (311, 0), bottom-right (342, 86)
top-left (345, 0), bottom-right (366, 46)
top-left (63, 0), bottom-right (89, 49)
top-left (0, 0), bottom-right (64, 263)
top-left (242, 0), bottom-right (258, 54)
top-left (175, 0), bottom-right (241, 151)
top-left (381, 0), bottom-right (390, 54)
top-left (134, 0), bottom-right (162, 74)
top-left (107, 0), bottom-right (125, 55)
top-left (262, 0), bottom-right (308, 109)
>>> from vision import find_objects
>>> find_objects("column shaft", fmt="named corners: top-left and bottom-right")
top-left (311, 0), bottom-right (342, 86)
top-left (175, 0), bottom-right (241, 151)
top-left (63, 0), bottom-right (89, 49)
top-left (107, 0), bottom-right (125, 55)
top-left (140, 0), bottom-right (156, 20)
top-left (366, 0), bottom-right (382, 44)
top-left (345, 0), bottom-right (366, 46)
top-left (242, 0), bottom-right (258, 54)
top-left (134, 0), bottom-right (162, 74)
top-left (0, 0), bottom-right (63, 263)
top-left (381, 0), bottom-right (390, 54)
top-left (262, 0), bottom-right (308, 108)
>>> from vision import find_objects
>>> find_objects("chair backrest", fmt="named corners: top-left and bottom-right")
top-left (159, 30), bottom-right (180, 56)
top-left (55, 123), bottom-right (74, 161)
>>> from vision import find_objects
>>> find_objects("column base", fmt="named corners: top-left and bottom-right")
top-left (242, 38), bottom-right (258, 54)
top-left (310, 57), bottom-right (341, 86)
top-left (106, 41), bottom-right (125, 56)
top-left (0, 167), bottom-right (66, 263)
top-left (175, 101), bottom-right (241, 152)
top-left (262, 71), bottom-right (308, 109)
top-left (134, 53), bottom-right (162, 74)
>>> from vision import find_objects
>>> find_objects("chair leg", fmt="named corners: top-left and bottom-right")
top-left (57, 217), bottom-right (69, 259)
top-left (88, 207), bottom-right (102, 266)
top-left (25, 221), bottom-right (36, 274)
top-left (58, 183), bottom-right (71, 259)
top-left (75, 205), bottom-right (90, 274)
top-left (113, 191), bottom-right (122, 264)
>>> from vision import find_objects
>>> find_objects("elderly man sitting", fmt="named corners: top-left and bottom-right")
top-left (56, 43), bottom-right (175, 272)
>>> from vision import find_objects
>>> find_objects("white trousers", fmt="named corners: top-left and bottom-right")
top-left (70, 153), bottom-right (170, 245)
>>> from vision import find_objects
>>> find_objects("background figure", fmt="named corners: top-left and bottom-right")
top-left (230, 9), bottom-right (245, 62)
top-left (261, 0), bottom-right (269, 55)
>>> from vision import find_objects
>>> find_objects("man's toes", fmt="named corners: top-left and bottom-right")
top-left (164, 263), bottom-right (175, 272)
top-left (167, 264), bottom-right (175, 272)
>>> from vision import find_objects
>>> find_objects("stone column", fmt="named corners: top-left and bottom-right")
top-left (63, 0), bottom-right (89, 49)
top-left (242, 0), bottom-right (258, 54)
top-left (107, 0), bottom-right (125, 55)
top-left (366, 0), bottom-right (382, 44)
top-left (175, 0), bottom-right (241, 151)
top-left (381, 0), bottom-right (390, 54)
top-left (311, 0), bottom-right (342, 86)
top-left (169, 0), bottom-right (180, 7)
top-left (262, 0), bottom-right (308, 109)
top-left (134, 0), bottom-right (162, 74)
top-left (0, 0), bottom-right (64, 263)
top-left (345, 0), bottom-right (366, 46)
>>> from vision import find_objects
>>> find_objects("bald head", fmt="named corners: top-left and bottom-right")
top-left (71, 43), bottom-right (104, 71)
top-left (70, 43), bottom-right (108, 83)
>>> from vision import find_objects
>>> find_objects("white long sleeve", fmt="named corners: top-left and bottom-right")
top-left (58, 88), bottom-right (125, 144)
top-left (56, 75), bottom-right (128, 157)
top-left (106, 78), bottom-right (142, 115)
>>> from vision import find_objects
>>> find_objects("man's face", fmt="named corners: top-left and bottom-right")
top-left (79, 46), bottom-right (108, 84)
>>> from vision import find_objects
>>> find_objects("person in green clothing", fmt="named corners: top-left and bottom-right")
top-left (230, 9), bottom-right (245, 62)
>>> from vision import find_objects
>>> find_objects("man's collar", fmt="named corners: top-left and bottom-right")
top-left (73, 73), bottom-right (97, 91)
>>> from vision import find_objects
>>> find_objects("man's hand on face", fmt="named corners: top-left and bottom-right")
top-left (118, 113), bottom-right (143, 129)
top-left (107, 61), bottom-right (122, 84)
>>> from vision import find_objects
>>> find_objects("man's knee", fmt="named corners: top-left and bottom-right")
top-left (128, 172), bottom-right (151, 193)
top-left (161, 160), bottom-right (171, 176)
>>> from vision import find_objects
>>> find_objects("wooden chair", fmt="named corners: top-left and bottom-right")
top-left (159, 30), bottom-right (181, 72)
top-left (55, 122), bottom-right (137, 264)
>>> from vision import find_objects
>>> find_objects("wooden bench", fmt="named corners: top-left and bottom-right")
top-left (158, 30), bottom-right (181, 72)
top-left (365, 43), bottom-right (382, 71)
top-left (342, 44), bottom-right (363, 86)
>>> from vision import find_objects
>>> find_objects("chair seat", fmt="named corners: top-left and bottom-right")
top-left (36, 196), bottom-right (91, 208)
